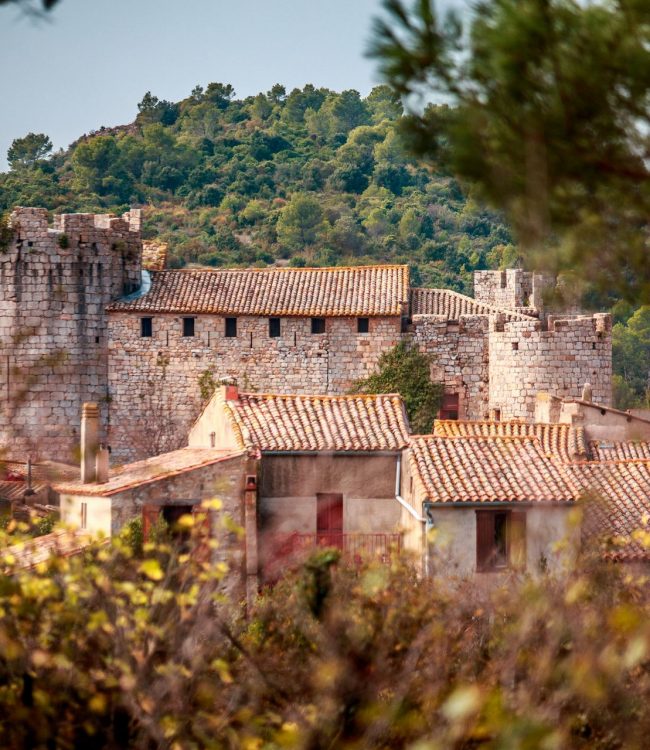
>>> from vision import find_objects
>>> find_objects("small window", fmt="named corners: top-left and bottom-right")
top-left (140, 317), bottom-right (153, 338)
top-left (512, 341), bottom-right (519, 351)
top-left (182, 317), bottom-right (195, 337)
top-left (476, 510), bottom-right (526, 572)
top-left (269, 318), bottom-right (281, 338)
top-left (357, 317), bottom-right (369, 334)
top-left (225, 317), bottom-right (237, 338)
top-left (80, 502), bottom-right (87, 530)
top-left (439, 392), bottom-right (459, 421)
top-left (311, 317), bottom-right (325, 334)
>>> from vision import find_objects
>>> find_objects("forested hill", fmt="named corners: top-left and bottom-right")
top-left (0, 83), bottom-right (516, 293)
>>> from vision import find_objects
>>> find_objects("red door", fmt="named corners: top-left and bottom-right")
top-left (316, 493), bottom-right (343, 549)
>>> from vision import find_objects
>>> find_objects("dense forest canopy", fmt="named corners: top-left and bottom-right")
top-left (0, 82), bottom-right (647, 408)
top-left (0, 83), bottom-right (516, 293)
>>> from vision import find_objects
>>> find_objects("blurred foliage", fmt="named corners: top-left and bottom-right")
top-left (0, 511), bottom-right (650, 747)
top-left (370, 0), bottom-right (650, 302)
top-left (351, 340), bottom-right (443, 432)
top-left (0, 83), bottom-right (515, 294)
top-left (612, 306), bottom-right (650, 409)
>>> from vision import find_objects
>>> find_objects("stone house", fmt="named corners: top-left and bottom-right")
top-left (187, 385), bottom-right (410, 581)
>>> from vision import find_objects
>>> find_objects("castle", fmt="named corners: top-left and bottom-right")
top-left (1, 207), bottom-right (612, 463)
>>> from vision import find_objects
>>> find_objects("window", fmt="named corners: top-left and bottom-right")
top-left (269, 317), bottom-right (281, 338)
top-left (476, 510), bottom-right (526, 572)
top-left (80, 502), bottom-right (87, 530)
top-left (182, 317), bottom-right (195, 337)
top-left (311, 317), bottom-right (325, 334)
top-left (140, 317), bottom-right (153, 338)
top-left (439, 392), bottom-right (459, 420)
top-left (225, 317), bottom-right (237, 337)
top-left (357, 317), bottom-right (369, 334)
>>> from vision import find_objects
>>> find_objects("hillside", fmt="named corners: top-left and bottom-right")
top-left (0, 83), bottom-right (515, 294)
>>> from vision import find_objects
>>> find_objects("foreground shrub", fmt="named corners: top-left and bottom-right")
top-left (0, 522), bottom-right (650, 748)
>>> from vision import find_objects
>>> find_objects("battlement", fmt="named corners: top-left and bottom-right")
top-left (492, 312), bottom-right (612, 336)
top-left (10, 206), bottom-right (142, 240)
top-left (474, 269), bottom-right (555, 312)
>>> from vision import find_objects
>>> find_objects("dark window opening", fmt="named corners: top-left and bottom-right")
top-left (140, 317), bottom-right (153, 338)
top-left (269, 317), bottom-right (281, 338)
top-left (225, 317), bottom-right (237, 337)
top-left (357, 317), bottom-right (369, 334)
top-left (311, 317), bottom-right (325, 334)
top-left (476, 510), bottom-right (526, 572)
top-left (512, 341), bottom-right (519, 351)
top-left (95, 335), bottom-right (100, 344)
top-left (439, 392), bottom-right (459, 421)
top-left (182, 317), bottom-right (195, 337)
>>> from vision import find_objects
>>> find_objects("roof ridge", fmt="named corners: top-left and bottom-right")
top-left (151, 264), bottom-right (409, 275)
top-left (239, 392), bottom-right (402, 400)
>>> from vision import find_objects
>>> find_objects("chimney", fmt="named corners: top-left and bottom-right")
top-left (80, 402), bottom-right (99, 483)
top-left (96, 445), bottom-right (110, 484)
top-left (224, 384), bottom-right (239, 402)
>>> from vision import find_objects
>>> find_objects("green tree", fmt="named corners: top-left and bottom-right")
top-left (370, 0), bottom-right (650, 300)
top-left (7, 133), bottom-right (52, 169)
top-left (276, 193), bottom-right (325, 249)
top-left (612, 306), bottom-right (650, 408)
top-left (351, 340), bottom-right (442, 432)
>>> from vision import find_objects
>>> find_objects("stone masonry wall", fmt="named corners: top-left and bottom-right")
top-left (412, 314), bottom-right (490, 421)
top-left (107, 313), bottom-right (401, 460)
top-left (474, 269), bottom-right (555, 312)
top-left (488, 314), bottom-right (612, 420)
top-left (0, 207), bottom-right (141, 462)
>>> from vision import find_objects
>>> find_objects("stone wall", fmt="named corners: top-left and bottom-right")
top-left (412, 314), bottom-right (490, 421)
top-left (473, 269), bottom-right (555, 312)
top-left (107, 313), bottom-right (401, 460)
top-left (488, 314), bottom-right (612, 420)
top-left (0, 207), bottom-right (141, 462)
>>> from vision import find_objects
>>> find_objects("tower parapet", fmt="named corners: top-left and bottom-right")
top-left (0, 207), bottom-right (142, 461)
top-left (488, 313), bottom-right (612, 421)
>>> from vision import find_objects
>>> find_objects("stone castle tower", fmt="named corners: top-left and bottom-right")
top-left (0, 207), bottom-right (142, 461)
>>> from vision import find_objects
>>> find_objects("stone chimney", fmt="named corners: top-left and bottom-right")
top-left (80, 402), bottom-right (99, 483)
top-left (96, 445), bottom-right (110, 484)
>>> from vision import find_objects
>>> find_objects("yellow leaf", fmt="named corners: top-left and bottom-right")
top-left (139, 559), bottom-right (164, 581)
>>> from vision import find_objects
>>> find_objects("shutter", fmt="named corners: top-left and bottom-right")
top-left (192, 505), bottom-right (212, 563)
top-left (510, 511), bottom-right (527, 570)
top-left (142, 505), bottom-right (161, 541)
top-left (476, 511), bottom-right (495, 572)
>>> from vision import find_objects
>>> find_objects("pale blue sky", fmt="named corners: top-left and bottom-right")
top-left (0, 0), bottom-right (391, 170)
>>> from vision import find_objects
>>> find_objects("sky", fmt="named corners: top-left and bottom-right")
top-left (0, 0), bottom-right (389, 170)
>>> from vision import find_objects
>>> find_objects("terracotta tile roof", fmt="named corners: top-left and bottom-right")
top-left (108, 265), bottom-right (410, 317)
top-left (589, 440), bottom-right (650, 462)
top-left (572, 462), bottom-right (650, 561)
top-left (141, 240), bottom-right (168, 271)
top-left (2, 530), bottom-right (105, 571)
top-left (410, 288), bottom-right (534, 321)
top-left (0, 480), bottom-right (48, 503)
top-left (1, 460), bottom-right (78, 483)
top-left (225, 393), bottom-right (410, 452)
top-left (409, 435), bottom-right (580, 503)
top-left (55, 448), bottom-right (244, 496)
top-left (433, 420), bottom-right (587, 463)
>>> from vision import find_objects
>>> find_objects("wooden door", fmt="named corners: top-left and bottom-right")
top-left (316, 493), bottom-right (343, 549)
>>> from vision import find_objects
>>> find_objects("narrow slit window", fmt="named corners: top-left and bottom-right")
top-left (269, 318), bottom-right (281, 338)
top-left (225, 317), bottom-right (237, 338)
top-left (182, 317), bottom-right (195, 337)
top-left (80, 502), bottom-right (87, 530)
top-left (311, 317), bottom-right (325, 334)
top-left (140, 317), bottom-right (153, 338)
top-left (357, 317), bottom-right (369, 334)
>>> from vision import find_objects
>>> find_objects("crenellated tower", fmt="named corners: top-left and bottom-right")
top-left (0, 207), bottom-right (142, 462)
